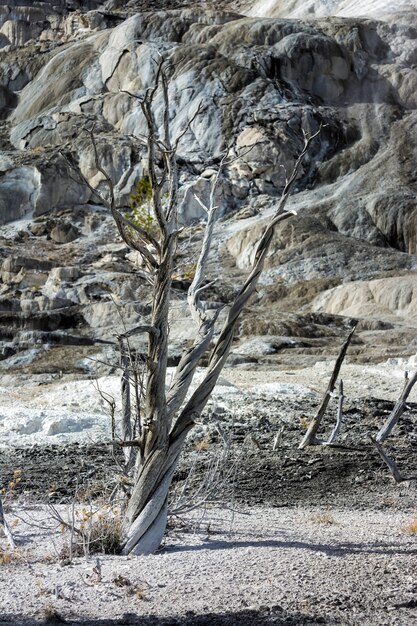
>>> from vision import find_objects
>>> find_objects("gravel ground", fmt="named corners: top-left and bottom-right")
top-left (1, 364), bottom-right (416, 625)
top-left (1, 505), bottom-right (417, 626)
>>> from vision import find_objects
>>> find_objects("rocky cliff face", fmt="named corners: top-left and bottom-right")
top-left (1, 0), bottom-right (416, 380)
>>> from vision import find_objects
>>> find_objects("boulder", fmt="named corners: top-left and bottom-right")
top-left (50, 221), bottom-right (80, 244)
top-left (0, 166), bottom-right (39, 224)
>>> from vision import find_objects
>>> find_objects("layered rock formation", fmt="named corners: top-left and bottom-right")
top-left (1, 0), bottom-right (416, 378)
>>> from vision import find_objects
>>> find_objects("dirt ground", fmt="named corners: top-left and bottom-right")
top-left (3, 248), bottom-right (417, 611)
top-left (1, 369), bottom-right (417, 626)
top-left (0, 504), bottom-right (416, 626)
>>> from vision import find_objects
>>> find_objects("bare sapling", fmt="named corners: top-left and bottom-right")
top-left (65, 58), bottom-right (321, 554)
top-left (299, 326), bottom-right (356, 449)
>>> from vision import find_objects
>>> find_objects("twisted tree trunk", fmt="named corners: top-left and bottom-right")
top-left (71, 60), bottom-right (321, 554)
top-left (119, 124), bottom-right (320, 554)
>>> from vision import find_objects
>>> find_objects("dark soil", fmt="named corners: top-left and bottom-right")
top-left (1, 397), bottom-right (416, 511)
top-left (0, 607), bottom-right (332, 626)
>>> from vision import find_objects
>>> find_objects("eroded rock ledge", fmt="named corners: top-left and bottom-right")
top-left (1, 1), bottom-right (417, 378)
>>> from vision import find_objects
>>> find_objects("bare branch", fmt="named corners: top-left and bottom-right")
top-left (170, 129), bottom-right (321, 440)
top-left (0, 496), bottom-right (16, 550)
top-left (117, 212), bottom-right (161, 255)
top-left (173, 101), bottom-right (205, 152)
top-left (166, 150), bottom-right (230, 416)
top-left (369, 436), bottom-right (406, 483)
top-left (60, 147), bottom-right (159, 272)
top-left (118, 325), bottom-right (160, 340)
top-left (376, 371), bottom-right (417, 443)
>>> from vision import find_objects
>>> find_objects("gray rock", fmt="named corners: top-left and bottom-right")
top-left (0, 166), bottom-right (38, 224)
top-left (50, 222), bottom-right (80, 244)
top-left (1, 2), bottom-right (417, 378)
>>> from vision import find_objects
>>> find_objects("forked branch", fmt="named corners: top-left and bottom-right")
top-left (369, 436), bottom-right (406, 483)
top-left (170, 128), bottom-right (322, 440)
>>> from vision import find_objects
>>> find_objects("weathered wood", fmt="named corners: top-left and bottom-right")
top-left (119, 337), bottom-right (133, 467)
top-left (0, 495), bottom-right (16, 550)
top-left (376, 371), bottom-right (417, 443)
top-left (326, 379), bottom-right (345, 445)
top-left (299, 327), bottom-right (355, 449)
top-left (369, 436), bottom-right (405, 483)
top-left (75, 59), bottom-right (321, 554)
top-left (272, 426), bottom-right (285, 451)
top-left (171, 130), bottom-right (321, 439)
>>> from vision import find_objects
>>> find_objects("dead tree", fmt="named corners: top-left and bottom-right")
top-left (370, 370), bottom-right (417, 483)
top-left (299, 326), bottom-right (355, 449)
top-left (375, 370), bottom-right (417, 443)
top-left (66, 60), bottom-right (320, 554)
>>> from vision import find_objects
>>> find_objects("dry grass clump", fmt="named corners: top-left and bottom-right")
top-left (112, 574), bottom-right (147, 599)
top-left (55, 503), bottom-right (124, 561)
top-left (42, 605), bottom-right (66, 623)
top-left (308, 511), bottom-right (336, 525)
top-left (0, 548), bottom-right (13, 565)
top-left (402, 516), bottom-right (417, 534)
top-left (84, 507), bottom-right (123, 555)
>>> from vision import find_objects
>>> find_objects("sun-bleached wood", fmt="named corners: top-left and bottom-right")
top-left (0, 496), bottom-right (15, 550)
top-left (299, 327), bottom-right (355, 449)
top-left (375, 371), bottom-right (417, 443)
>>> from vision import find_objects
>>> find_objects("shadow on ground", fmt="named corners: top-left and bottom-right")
top-left (164, 537), bottom-right (417, 557)
top-left (0, 608), bottom-right (330, 626)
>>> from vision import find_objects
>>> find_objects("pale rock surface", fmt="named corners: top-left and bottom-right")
top-left (239, 0), bottom-right (417, 20)
top-left (312, 273), bottom-right (417, 322)
top-left (1, 0), bottom-right (417, 388)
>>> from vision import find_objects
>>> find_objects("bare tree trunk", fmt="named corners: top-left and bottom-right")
top-left (121, 131), bottom-right (319, 554)
top-left (375, 371), bottom-right (417, 443)
top-left (326, 379), bottom-right (344, 445)
top-left (299, 327), bottom-right (355, 449)
top-left (0, 496), bottom-right (15, 550)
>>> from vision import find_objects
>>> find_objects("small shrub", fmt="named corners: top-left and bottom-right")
top-left (84, 507), bottom-right (123, 554)
top-left (112, 575), bottom-right (147, 599)
top-left (0, 549), bottom-right (12, 566)
top-left (57, 503), bottom-right (124, 561)
top-left (42, 605), bottom-right (65, 623)
top-left (195, 437), bottom-right (210, 451)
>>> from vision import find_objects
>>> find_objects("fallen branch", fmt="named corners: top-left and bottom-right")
top-left (369, 435), bottom-right (406, 484)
